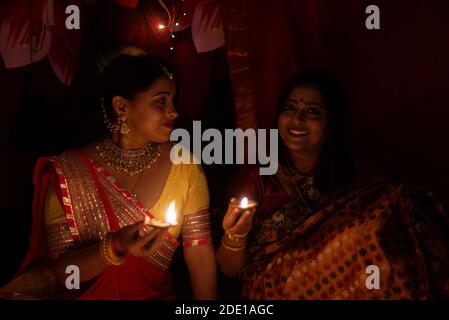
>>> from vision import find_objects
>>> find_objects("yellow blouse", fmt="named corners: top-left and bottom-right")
top-left (44, 160), bottom-right (210, 249)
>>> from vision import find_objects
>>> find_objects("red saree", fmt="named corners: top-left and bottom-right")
top-left (6, 149), bottom-right (178, 299)
top-left (239, 167), bottom-right (449, 299)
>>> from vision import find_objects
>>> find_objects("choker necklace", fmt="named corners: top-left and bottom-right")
top-left (96, 138), bottom-right (161, 176)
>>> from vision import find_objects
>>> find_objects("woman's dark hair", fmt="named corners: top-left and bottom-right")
top-left (275, 69), bottom-right (355, 193)
top-left (101, 54), bottom-right (176, 122)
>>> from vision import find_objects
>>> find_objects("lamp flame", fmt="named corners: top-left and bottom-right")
top-left (166, 201), bottom-right (177, 224)
top-left (240, 197), bottom-right (248, 209)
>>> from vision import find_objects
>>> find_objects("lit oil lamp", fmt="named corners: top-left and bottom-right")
top-left (232, 196), bottom-right (258, 211)
top-left (146, 201), bottom-right (178, 229)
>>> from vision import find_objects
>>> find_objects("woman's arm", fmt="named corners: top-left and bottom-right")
top-left (180, 162), bottom-right (217, 298)
top-left (216, 232), bottom-right (248, 278)
top-left (184, 244), bottom-right (217, 299)
top-left (51, 222), bottom-right (163, 286)
top-left (216, 200), bottom-right (255, 278)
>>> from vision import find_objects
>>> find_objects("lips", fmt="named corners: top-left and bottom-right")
top-left (163, 121), bottom-right (174, 129)
top-left (288, 127), bottom-right (309, 136)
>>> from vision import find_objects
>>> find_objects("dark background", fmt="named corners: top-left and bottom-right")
top-left (0, 0), bottom-right (448, 298)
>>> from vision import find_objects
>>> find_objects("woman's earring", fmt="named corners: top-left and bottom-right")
top-left (118, 114), bottom-right (129, 146)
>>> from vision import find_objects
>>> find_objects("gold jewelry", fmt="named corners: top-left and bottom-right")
top-left (160, 65), bottom-right (174, 80)
top-left (118, 114), bottom-right (130, 146)
top-left (130, 170), bottom-right (145, 198)
top-left (290, 175), bottom-right (321, 216)
top-left (99, 233), bottom-right (125, 266)
top-left (225, 230), bottom-right (248, 244)
top-left (101, 99), bottom-right (130, 145)
top-left (221, 238), bottom-right (246, 252)
top-left (96, 138), bottom-right (161, 176)
top-left (101, 98), bottom-right (120, 133)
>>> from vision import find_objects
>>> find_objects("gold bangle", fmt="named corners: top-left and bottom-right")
top-left (225, 230), bottom-right (248, 243)
top-left (99, 233), bottom-right (125, 266)
top-left (99, 238), bottom-right (111, 265)
top-left (221, 238), bottom-right (246, 252)
top-left (106, 233), bottom-right (125, 265)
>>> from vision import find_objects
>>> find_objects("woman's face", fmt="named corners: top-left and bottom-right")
top-left (121, 76), bottom-right (178, 144)
top-left (278, 85), bottom-right (329, 155)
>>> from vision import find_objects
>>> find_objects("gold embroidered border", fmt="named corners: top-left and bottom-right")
top-left (148, 234), bottom-right (179, 270)
top-left (46, 222), bottom-right (74, 259)
top-left (50, 152), bottom-right (110, 242)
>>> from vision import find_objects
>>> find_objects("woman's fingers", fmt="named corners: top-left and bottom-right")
top-left (135, 227), bottom-right (161, 248)
top-left (141, 231), bottom-right (165, 253)
top-left (223, 197), bottom-right (257, 234)
top-left (138, 227), bottom-right (153, 237)
top-left (138, 223), bottom-right (156, 237)
top-left (224, 207), bottom-right (242, 229)
top-left (232, 209), bottom-right (255, 233)
top-left (125, 219), bottom-right (147, 234)
top-left (125, 217), bottom-right (154, 238)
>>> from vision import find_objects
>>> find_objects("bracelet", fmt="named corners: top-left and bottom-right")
top-left (225, 230), bottom-right (248, 244)
top-left (99, 233), bottom-right (126, 266)
top-left (221, 238), bottom-right (246, 252)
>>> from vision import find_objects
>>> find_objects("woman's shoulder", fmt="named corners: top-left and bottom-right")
top-left (32, 149), bottom-right (80, 186)
top-left (34, 148), bottom-right (78, 170)
top-left (36, 144), bottom-right (93, 162)
top-left (33, 144), bottom-right (99, 182)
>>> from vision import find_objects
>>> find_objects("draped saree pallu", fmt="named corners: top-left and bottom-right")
top-left (239, 168), bottom-right (449, 300)
top-left (2, 149), bottom-right (212, 299)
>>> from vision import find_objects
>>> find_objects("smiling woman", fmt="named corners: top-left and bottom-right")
top-left (0, 54), bottom-right (217, 300)
top-left (217, 70), bottom-right (449, 300)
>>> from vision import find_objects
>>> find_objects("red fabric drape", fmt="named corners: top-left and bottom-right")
top-left (0, 0), bottom-right (81, 85)
top-left (16, 157), bottom-right (56, 275)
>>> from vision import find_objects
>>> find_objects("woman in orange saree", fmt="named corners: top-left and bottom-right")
top-left (217, 70), bottom-right (449, 299)
top-left (1, 54), bottom-right (216, 299)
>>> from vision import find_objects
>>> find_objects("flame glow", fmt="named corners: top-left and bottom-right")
top-left (166, 201), bottom-right (177, 224)
top-left (240, 197), bottom-right (248, 209)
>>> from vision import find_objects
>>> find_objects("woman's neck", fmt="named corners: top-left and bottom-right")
top-left (288, 150), bottom-right (320, 175)
top-left (111, 133), bottom-right (148, 150)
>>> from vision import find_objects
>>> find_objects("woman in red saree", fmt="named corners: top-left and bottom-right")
top-left (1, 54), bottom-right (216, 299)
top-left (217, 70), bottom-right (449, 299)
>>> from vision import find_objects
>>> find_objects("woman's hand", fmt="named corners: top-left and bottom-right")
top-left (113, 220), bottom-right (165, 258)
top-left (216, 198), bottom-right (256, 278)
top-left (222, 198), bottom-right (256, 236)
top-left (50, 219), bottom-right (165, 286)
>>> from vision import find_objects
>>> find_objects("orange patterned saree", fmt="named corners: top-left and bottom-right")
top-left (239, 167), bottom-right (449, 299)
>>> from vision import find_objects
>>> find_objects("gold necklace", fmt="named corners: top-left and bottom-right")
top-left (130, 170), bottom-right (145, 198)
top-left (290, 175), bottom-right (322, 216)
top-left (96, 138), bottom-right (161, 176)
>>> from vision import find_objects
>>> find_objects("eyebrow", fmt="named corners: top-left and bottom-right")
top-left (152, 91), bottom-right (171, 97)
top-left (286, 98), bottom-right (325, 108)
